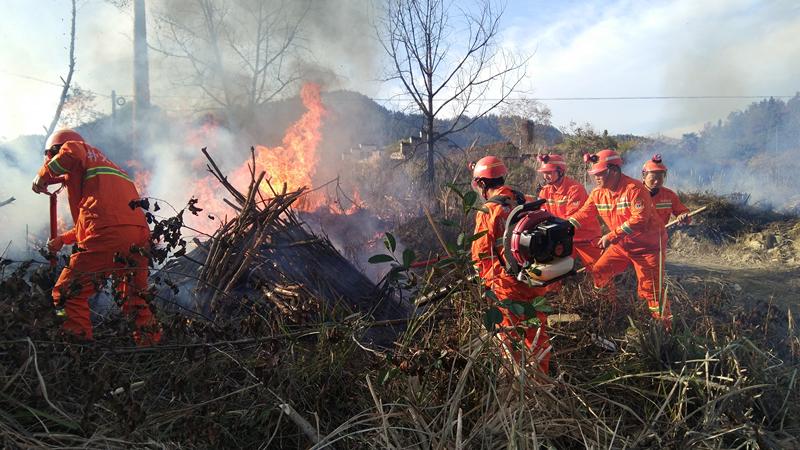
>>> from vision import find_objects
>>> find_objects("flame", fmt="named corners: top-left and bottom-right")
top-left (186, 82), bottom-right (360, 234)
top-left (329, 189), bottom-right (364, 215)
top-left (231, 83), bottom-right (327, 210)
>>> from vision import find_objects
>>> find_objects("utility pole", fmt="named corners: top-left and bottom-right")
top-left (132, 0), bottom-right (150, 157)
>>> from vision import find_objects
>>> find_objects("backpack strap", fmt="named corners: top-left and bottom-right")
top-left (485, 190), bottom-right (527, 207)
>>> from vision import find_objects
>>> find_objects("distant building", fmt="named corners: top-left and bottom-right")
top-left (342, 143), bottom-right (381, 161)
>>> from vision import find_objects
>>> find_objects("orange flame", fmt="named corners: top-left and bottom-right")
top-left (187, 82), bottom-right (360, 234)
top-left (231, 83), bottom-right (327, 210)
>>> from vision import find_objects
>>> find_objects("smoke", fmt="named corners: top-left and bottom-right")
top-left (623, 97), bottom-right (800, 213)
top-left (0, 136), bottom-right (56, 259)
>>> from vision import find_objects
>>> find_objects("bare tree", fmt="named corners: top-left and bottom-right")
top-left (380, 0), bottom-right (529, 196)
top-left (151, 0), bottom-right (308, 119)
top-left (45, 0), bottom-right (77, 139)
top-left (499, 98), bottom-right (552, 153)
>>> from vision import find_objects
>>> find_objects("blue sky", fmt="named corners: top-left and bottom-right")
top-left (1, 0), bottom-right (799, 140)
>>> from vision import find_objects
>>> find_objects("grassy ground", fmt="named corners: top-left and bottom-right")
top-left (1, 193), bottom-right (798, 449)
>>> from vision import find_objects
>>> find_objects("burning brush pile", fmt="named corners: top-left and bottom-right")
top-left (155, 148), bottom-right (409, 346)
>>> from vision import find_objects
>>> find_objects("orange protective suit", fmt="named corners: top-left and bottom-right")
top-left (650, 186), bottom-right (690, 226)
top-left (37, 141), bottom-right (160, 345)
top-left (471, 186), bottom-right (551, 372)
top-left (569, 175), bottom-right (669, 320)
top-left (538, 176), bottom-right (603, 268)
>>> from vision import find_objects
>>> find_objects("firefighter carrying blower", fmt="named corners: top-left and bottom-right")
top-left (32, 129), bottom-right (161, 346)
top-left (469, 156), bottom-right (575, 373)
top-left (568, 149), bottom-right (671, 326)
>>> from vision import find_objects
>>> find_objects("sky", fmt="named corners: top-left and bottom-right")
top-left (1, 0), bottom-right (799, 141)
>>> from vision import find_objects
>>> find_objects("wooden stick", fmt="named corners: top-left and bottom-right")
top-left (665, 205), bottom-right (708, 229)
top-left (423, 205), bottom-right (452, 257)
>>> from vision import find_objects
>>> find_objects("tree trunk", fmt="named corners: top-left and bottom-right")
top-left (133, 0), bottom-right (151, 157)
top-left (426, 114), bottom-right (435, 198)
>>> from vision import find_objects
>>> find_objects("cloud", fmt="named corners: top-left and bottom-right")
top-left (502, 0), bottom-right (800, 135)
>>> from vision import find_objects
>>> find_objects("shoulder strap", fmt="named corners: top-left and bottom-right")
top-left (485, 190), bottom-right (527, 207)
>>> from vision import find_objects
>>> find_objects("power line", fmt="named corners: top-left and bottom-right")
top-left (3, 70), bottom-right (795, 102)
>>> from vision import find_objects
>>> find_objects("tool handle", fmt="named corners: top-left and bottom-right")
top-left (665, 205), bottom-right (708, 229)
top-left (49, 193), bottom-right (58, 267)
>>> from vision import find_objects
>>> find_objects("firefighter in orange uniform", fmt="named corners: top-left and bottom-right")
top-left (536, 154), bottom-right (602, 270)
top-left (642, 154), bottom-right (691, 227)
top-left (469, 156), bottom-right (551, 372)
top-left (568, 149), bottom-right (671, 324)
top-left (32, 129), bottom-right (161, 345)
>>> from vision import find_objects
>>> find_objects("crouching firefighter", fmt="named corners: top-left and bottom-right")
top-left (31, 129), bottom-right (161, 346)
top-left (568, 149), bottom-right (671, 326)
top-left (469, 156), bottom-right (576, 373)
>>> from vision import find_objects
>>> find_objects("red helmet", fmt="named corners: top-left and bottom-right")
top-left (536, 154), bottom-right (567, 173)
top-left (45, 129), bottom-right (84, 149)
top-left (585, 149), bottom-right (622, 175)
top-left (471, 155), bottom-right (507, 179)
top-left (642, 154), bottom-right (667, 173)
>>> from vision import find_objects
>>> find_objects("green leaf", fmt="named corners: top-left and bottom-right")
top-left (439, 219), bottom-right (458, 227)
top-left (483, 290), bottom-right (498, 302)
top-left (447, 183), bottom-right (465, 199)
top-left (522, 302), bottom-right (537, 318)
top-left (402, 248), bottom-right (416, 268)
top-left (531, 297), bottom-right (553, 313)
top-left (508, 301), bottom-right (526, 316)
top-left (522, 317), bottom-right (541, 327)
top-left (483, 307), bottom-right (503, 332)
top-left (368, 254), bottom-right (395, 264)
top-left (384, 232), bottom-right (397, 252)
top-left (380, 367), bottom-right (399, 385)
top-left (457, 233), bottom-right (466, 247)
top-left (463, 190), bottom-right (478, 209)
top-left (466, 230), bottom-right (488, 243)
top-left (446, 242), bottom-right (459, 256)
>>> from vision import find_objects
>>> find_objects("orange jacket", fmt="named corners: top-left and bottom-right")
top-left (649, 186), bottom-right (689, 226)
top-left (569, 174), bottom-right (663, 252)
top-left (470, 186), bottom-right (541, 299)
top-left (538, 176), bottom-right (601, 243)
top-left (37, 141), bottom-right (147, 245)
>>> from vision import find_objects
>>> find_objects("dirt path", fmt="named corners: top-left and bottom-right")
top-left (667, 254), bottom-right (800, 312)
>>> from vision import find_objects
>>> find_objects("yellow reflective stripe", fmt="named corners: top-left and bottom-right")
top-left (655, 202), bottom-right (672, 209)
top-left (616, 202), bottom-right (631, 208)
top-left (620, 222), bottom-right (633, 234)
top-left (84, 166), bottom-right (133, 182)
top-left (47, 157), bottom-right (69, 175)
top-left (568, 217), bottom-right (581, 228)
top-left (596, 203), bottom-right (613, 211)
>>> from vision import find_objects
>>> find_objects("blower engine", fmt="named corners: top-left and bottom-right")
top-left (501, 199), bottom-right (576, 286)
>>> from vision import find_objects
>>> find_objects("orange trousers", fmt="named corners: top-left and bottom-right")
top-left (590, 244), bottom-right (669, 320)
top-left (497, 308), bottom-right (551, 373)
top-left (489, 281), bottom-right (551, 373)
top-left (573, 241), bottom-right (603, 270)
top-left (53, 225), bottom-right (161, 345)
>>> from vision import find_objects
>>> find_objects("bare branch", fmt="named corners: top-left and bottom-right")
top-left (45, 0), bottom-right (77, 139)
